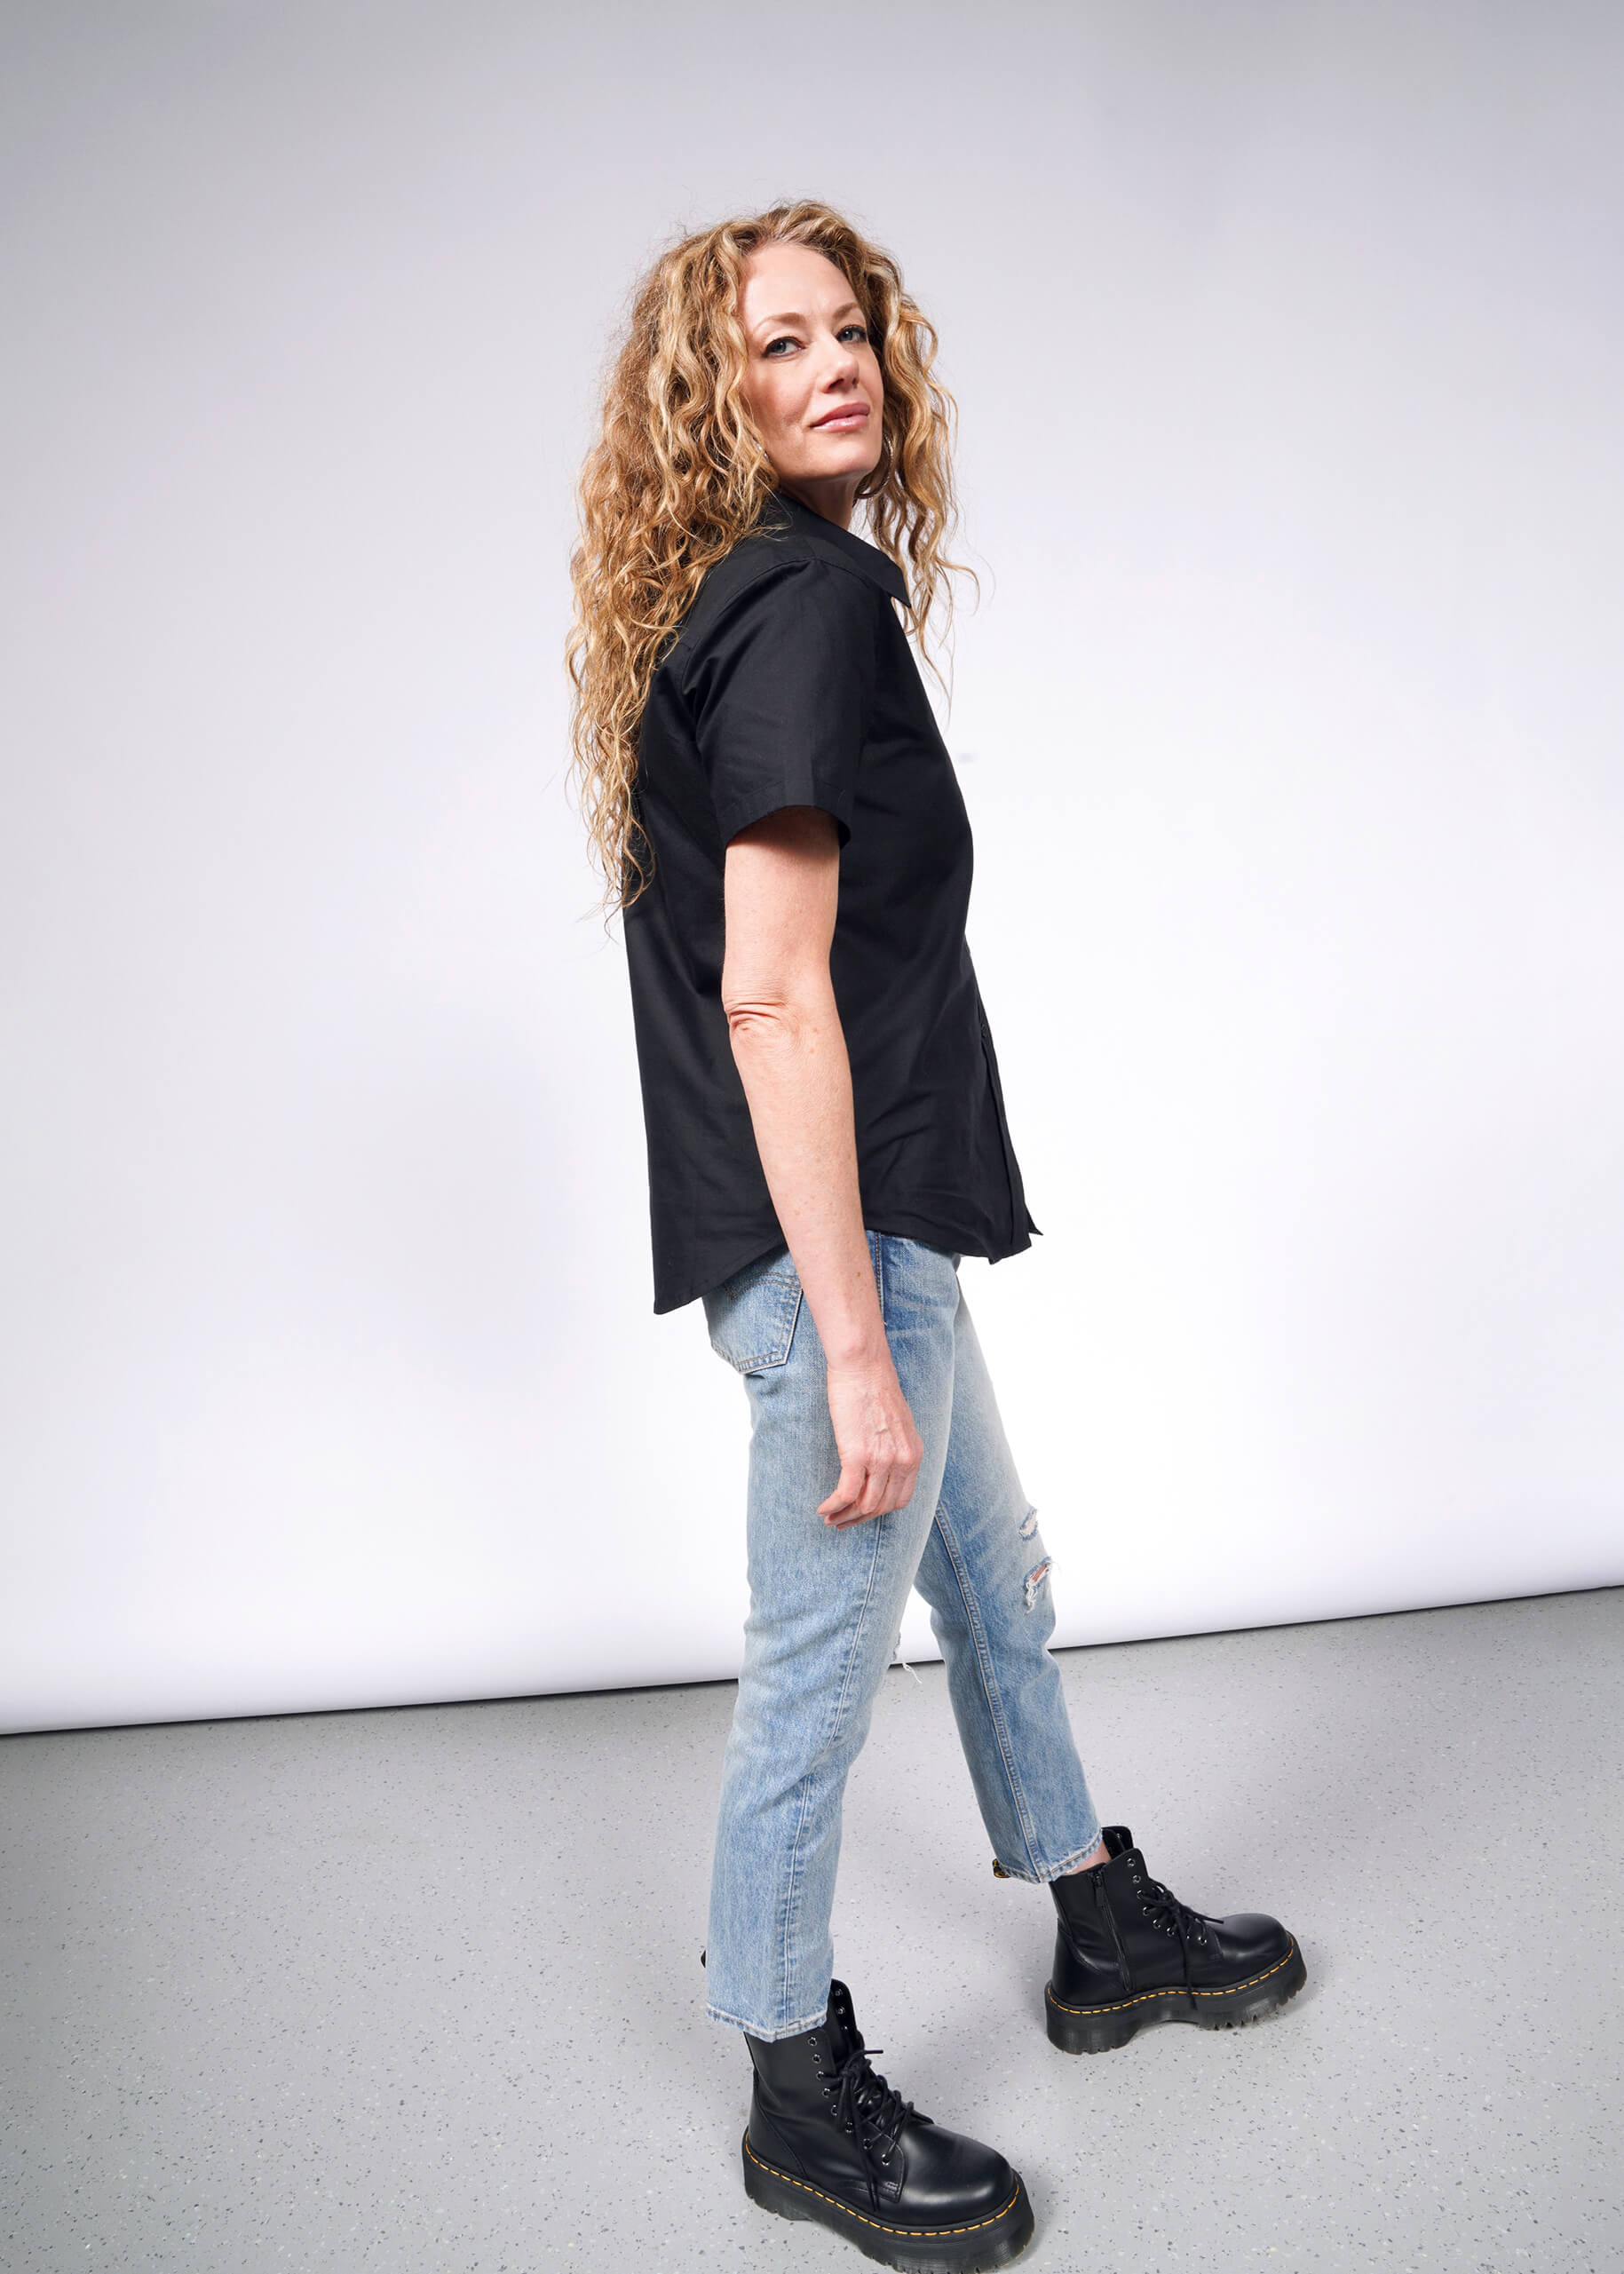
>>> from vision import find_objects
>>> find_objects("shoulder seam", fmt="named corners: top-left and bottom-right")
top-left (669, 547), bottom-right (889, 695)
top-left (701, 544), bottom-right (819, 606)
top-left (717, 547), bottom-right (887, 603)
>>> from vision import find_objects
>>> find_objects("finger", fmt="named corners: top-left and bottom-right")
top-left (830, 1472), bottom-right (883, 1528)
top-left (820, 1462), bottom-right (867, 1523)
top-left (858, 1466), bottom-right (895, 1518)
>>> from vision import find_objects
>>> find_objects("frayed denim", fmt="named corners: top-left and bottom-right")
top-left (701, 1232), bottom-right (1101, 2040)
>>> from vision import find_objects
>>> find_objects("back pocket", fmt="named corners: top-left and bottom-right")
top-left (702, 1247), bottom-right (804, 1373)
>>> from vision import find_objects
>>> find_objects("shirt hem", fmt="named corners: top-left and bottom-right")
top-left (651, 1208), bottom-right (1038, 1316)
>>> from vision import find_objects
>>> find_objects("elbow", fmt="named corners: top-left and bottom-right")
top-left (722, 955), bottom-right (834, 1055)
top-left (722, 973), bottom-right (828, 1054)
top-left (723, 993), bottom-right (796, 1050)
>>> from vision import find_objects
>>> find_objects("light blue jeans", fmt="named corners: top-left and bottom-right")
top-left (701, 1230), bottom-right (1102, 2040)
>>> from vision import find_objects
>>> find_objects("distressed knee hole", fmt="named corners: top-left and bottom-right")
top-left (1022, 1557), bottom-right (1053, 1611)
top-left (1018, 1505), bottom-right (1041, 1540)
top-left (889, 1626), bottom-right (924, 1687)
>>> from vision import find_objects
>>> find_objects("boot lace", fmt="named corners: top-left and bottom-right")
top-left (819, 2031), bottom-right (915, 2167)
top-left (1134, 1863), bottom-right (1214, 2007)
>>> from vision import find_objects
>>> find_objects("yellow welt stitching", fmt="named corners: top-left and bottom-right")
top-left (1048, 1939), bottom-right (1300, 2016)
top-left (744, 2137), bottom-right (1022, 2238)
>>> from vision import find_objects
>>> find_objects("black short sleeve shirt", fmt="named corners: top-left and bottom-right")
top-left (622, 490), bottom-right (1041, 1314)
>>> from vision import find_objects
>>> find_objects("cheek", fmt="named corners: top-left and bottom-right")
top-left (750, 365), bottom-right (801, 443)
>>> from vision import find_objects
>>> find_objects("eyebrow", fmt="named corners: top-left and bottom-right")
top-left (749, 300), bottom-right (866, 336)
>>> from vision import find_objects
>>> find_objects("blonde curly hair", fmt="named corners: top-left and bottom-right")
top-left (565, 199), bottom-right (971, 922)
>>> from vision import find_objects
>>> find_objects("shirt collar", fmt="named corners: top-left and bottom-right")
top-left (765, 488), bottom-right (910, 607)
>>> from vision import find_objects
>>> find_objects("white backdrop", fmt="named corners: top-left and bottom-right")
top-left (3, 3), bottom-right (1620, 1735)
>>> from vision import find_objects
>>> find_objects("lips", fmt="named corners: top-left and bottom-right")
top-left (812, 404), bottom-right (869, 430)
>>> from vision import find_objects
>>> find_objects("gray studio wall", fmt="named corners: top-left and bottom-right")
top-left (3, 3), bottom-right (1620, 1733)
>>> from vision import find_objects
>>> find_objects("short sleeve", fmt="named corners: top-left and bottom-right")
top-left (685, 558), bottom-right (879, 850)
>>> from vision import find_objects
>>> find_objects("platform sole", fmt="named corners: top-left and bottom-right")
top-left (1045, 1937), bottom-right (1307, 2054)
top-left (742, 2132), bottom-right (1035, 2270)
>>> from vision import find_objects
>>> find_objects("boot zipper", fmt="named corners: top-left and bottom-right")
top-left (1096, 1869), bottom-right (1134, 1994)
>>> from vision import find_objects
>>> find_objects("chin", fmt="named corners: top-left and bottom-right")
top-left (805, 440), bottom-right (883, 483)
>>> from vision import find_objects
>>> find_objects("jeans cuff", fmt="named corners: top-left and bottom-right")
top-left (706, 1996), bottom-right (831, 2041)
top-left (994, 1827), bottom-right (1104, 1885)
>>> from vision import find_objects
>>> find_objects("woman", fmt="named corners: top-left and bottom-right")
top-left (566, 201), bottom-right (1305, 2271)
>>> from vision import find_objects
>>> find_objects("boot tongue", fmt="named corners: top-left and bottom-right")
top-left (823, 1978), bottom-right (859, 2067)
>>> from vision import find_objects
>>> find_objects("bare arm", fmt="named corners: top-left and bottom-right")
top-left (721, 805), bottom-right (923, 1528)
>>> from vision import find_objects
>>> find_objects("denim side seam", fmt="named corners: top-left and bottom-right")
top-left (867, 1226), bottom-right (888, 1320)
top-left (775, 1509), bottom-right (890, 2029)
top-left (775, 1766), bottom-right (821, 2037)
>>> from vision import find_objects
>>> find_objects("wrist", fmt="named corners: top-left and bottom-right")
top-left (822, 1328), bottom-right (893, 1373)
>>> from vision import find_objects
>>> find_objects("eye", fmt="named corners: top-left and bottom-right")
top-left (763, 335), bottom-right (800, 357)
top-left (838, 323), bottom-right (869, 345)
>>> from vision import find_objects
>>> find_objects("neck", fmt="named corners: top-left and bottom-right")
top-left (776, 475), bottom-right (860, 532)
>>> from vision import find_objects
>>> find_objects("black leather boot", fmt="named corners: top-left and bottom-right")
top-left (741, 1977), bottom-right (1034, 2270)
top-left (1045, 1825), bottom-right (1306, 2054)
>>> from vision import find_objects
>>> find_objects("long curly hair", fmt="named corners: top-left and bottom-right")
top-left (566, 199), bottom-right (971, 923)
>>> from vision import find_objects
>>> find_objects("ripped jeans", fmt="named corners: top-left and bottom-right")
top-left (701, 1230), bottom-right (1102, 2040)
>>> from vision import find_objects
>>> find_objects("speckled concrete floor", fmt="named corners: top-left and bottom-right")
top-left (4, 1589), bottom-right (1620, 2274)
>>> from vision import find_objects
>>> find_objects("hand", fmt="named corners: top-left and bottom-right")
top-left (819, 1357), bottom-right (925, 1528)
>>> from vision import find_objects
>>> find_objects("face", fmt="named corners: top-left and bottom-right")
top-left (736, 242), bottom-right (884, 529)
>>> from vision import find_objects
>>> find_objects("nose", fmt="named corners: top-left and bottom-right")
top-left (821, 328), bottom-right (861, 384)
